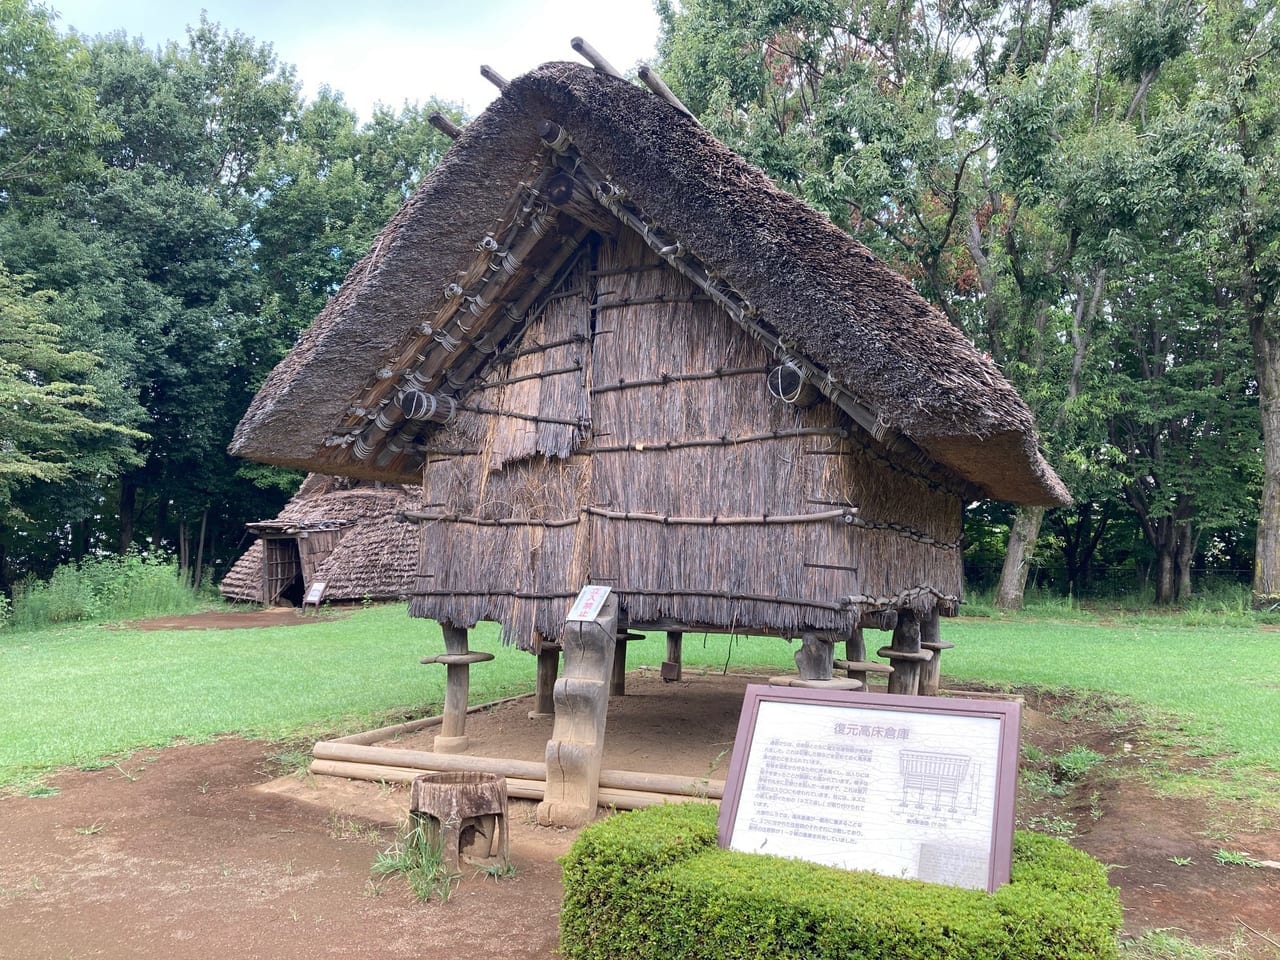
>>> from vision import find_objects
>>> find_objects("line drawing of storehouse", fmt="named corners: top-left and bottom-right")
top-left (899, 750), bottom-right (974, 813)
top-left (228, 56), bottom-right (1069, 824)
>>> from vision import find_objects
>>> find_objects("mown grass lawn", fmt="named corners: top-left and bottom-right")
top-left (3, 602), bottom-right (1279, 792)
top-left (0, 605), bottom-right (513, 785)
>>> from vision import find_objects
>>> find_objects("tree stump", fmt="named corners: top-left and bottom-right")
top-left (409, 771), bottom-right (509, 875)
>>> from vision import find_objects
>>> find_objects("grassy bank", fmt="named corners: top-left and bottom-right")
top-left (0, 605), bottom-right (513, 786)
top-left (3, 603), bottom-right (1278, 791)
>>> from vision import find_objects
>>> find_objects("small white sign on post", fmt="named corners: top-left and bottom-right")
top-left (718, 686), bottom-right (1021, 892)
top-left (565, 585), bottom-right (613, 623)
top-left (302, 581), bottom-right (328, 608)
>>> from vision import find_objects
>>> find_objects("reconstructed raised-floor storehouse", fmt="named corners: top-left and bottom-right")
top-left (231, 60), bottom-right (1068, 823)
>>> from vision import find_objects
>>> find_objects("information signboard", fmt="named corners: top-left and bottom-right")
top-left (565, 585), bottom-right (614, 623)
top-left (717, 685), bottom-right (1021, 892)
top-left (302, 581), bottom-right (328, 607)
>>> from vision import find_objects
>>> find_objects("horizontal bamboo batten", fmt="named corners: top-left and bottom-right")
top-left (408, 587), bottom-right (852, 613)
top-left (590, 364), bottom-right (771, 395)
top-left (512, 333), bottom-right (592, 358)
top-left (403, 504), bottom-right (955, 549)
top-left (581, 426), bottom-right (848, 453)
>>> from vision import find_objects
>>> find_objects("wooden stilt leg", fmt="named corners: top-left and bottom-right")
top-left (794, 631), bottom-right (834, 680)
top-left (918, 609), bottom-right (952, 696)
top-left (435, 624), bottom-right (471, 753)
top-left (662, 630), bottom-right (683, 681)
top-left (611, 634), bottom-right (627, 696)
top-left (529, 645), bottom-right (559, 719)
top-left (881, 611), bottom-right (932, 696)
top-left (839, 625), bottom-right (894, 692)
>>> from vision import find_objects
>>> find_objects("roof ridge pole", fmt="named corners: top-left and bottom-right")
top-left (637, 64), bottom-right (698, 123)
top-left (428, 112), bottom-right (462, 140)
top-left (570, 37), bottom-right (624, 79)
top-left (480, 64), bottom-right (509, 91)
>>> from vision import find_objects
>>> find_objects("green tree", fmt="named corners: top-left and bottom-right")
top-left (658, 0), bottom-right (1260, 604)
top-left (246, 93), bottom-right (461, 378)
top-left (0, 0), bottom-right (114, 204)
top-left (0, 265), bottom-right (145, 587)
top-left (1188, 2), bottom-right (1280, 606)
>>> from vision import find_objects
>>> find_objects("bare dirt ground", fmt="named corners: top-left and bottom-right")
top-left (3, 621), bottom-right (1279, 959)
top-left (127, 606), bottom-right (347, 631)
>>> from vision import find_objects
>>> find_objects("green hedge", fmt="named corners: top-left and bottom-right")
top-left (560, 804), bottom-right (1121, 960)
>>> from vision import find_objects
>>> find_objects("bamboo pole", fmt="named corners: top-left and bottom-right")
top-left (586, 506), bottom-right (851, 526)
top-left (308, 760), bottom-right (718, 809)
top-left (329, 693), bottom-right (531, 745)
top-left (310, 741), bottom-right (724, 799)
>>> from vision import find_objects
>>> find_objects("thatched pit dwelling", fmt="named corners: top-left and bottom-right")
top-left (230, 61), bottom-right (1068, 823)
top-left (219, 474), bottom-right (418, 606)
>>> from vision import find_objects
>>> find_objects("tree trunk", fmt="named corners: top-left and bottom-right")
top-left (118, 480), bottom-right (137, 555)
top-left (153, 498), bottom-right (169, 552)
top-left (1253, 324), bottom-right (1280, 607)
top-left (1175, 521), bottom-right (1195, 602)
top-left (1154, 541), bottom-right (1176, 605)
top-left (994, 505), bottom-right (1045, 610)
top-left (193, 509), bottom-right (208, 588)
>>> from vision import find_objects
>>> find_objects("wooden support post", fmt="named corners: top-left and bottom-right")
top-left (841, 626), bottom-right (894, 690)
top-left (845, 627), bottom-right (866, 681)
top-left (435, 624), bottom-right (471, 753)
top-left (880, 611), bottom-right (932, 696)
top-left (663, 630), bottom-right (683, 681)
top-left (611, 634), bottom-right (628, 696)
top-left (918, 608), bottom-right (953, 696)
top-left (772, 632), bottom-right (861, 690)
top-left (795, 631), bottom-right (834, 680)
top-left (538, 595), bottom-right (618, 827)
top-left (529, 645), bottom-right (559, 719)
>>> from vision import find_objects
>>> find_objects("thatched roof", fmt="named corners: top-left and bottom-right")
top-left (230, 61), bottom-right (1068, 507)
top-left (219, 475), bottom-right (420, 603)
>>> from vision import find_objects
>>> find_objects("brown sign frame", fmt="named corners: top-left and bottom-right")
top-left (717, 685), bottom-right (1021, 892)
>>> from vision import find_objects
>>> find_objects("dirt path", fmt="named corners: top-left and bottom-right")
top-left (2, 672), bottom-right (1278, 959)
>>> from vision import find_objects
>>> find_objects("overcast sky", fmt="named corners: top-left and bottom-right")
top-left (47, 0), bottom-right (665, 120)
